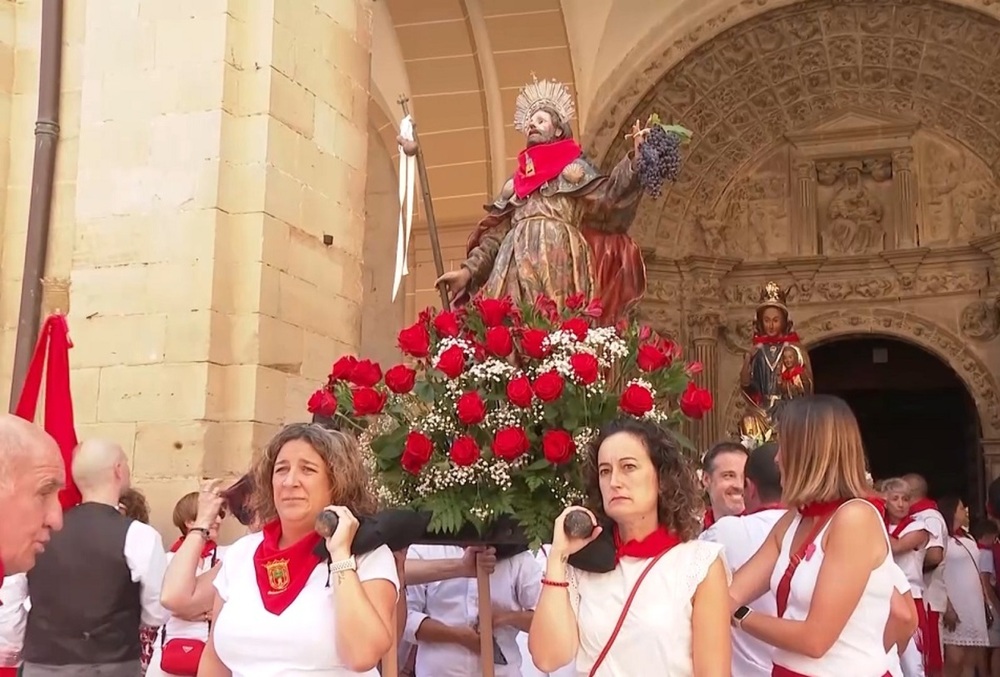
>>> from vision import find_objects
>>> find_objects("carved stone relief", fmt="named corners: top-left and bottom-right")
top-left (960, 300), bottom-right (1000, 341)
top-left (817, 161), bottom-right (890, 255)
top-left (719, 308), bottom-right (1000, 437)
top-left (598, 0), bottom-right (1000, 254)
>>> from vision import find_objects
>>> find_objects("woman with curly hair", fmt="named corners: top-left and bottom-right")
top-left (728, 395), bottom-right (917, 675)
top-left (527, 416), bottom-right (731, 676)
top-left (197, 423), bottom-right (399, 676)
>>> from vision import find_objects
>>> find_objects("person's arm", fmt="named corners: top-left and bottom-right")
top-left (196, 593), bottom-right (231, 677)
top-left (125, 523), bottom-right (170, 627)
top-left (730, 511), bottom-right (793, 608)
top-left (738, 501), bottom-right (887, 658)
top-left (890, 529), bottom-right (929, 555)
top-left (330, 546), bottom-right (398, 672)
top-left (692, 557), bottom-right (732, 677)
top-left (405, 547), bottom-right (481, 586)
top-left (527, 552), bottom-right (579, 672)
top-left (402, 561), bottom-right (479, 652)
top-left (924, 545), bottom-right (944, 569)
top-left (162, 482), bottom-right (225, 617)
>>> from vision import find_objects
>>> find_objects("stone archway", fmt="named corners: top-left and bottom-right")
top-left (720, 308), bottom-right (1000, 439)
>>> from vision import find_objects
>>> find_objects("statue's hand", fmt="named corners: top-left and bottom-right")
top-left (630, 119), bottom-right (649, 155)
top-left (436, 268), bottom-right (472, 298)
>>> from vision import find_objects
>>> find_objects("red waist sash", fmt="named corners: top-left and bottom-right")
top-left (773, 666), bottom-right (890, 677)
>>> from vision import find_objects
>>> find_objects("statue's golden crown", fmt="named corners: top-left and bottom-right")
top-left (757, 281), bottom-right (788, 310)
top-left (513, 74), bottom-right (576, 133)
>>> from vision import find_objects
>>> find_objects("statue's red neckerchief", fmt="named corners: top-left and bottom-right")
top-left (753, 332), bottom-right (801, 346)
top-left (513, 139), bottom-right (582, 199)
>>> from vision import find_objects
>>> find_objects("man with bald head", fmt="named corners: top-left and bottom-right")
top-left (21, 439), bottom-right (168, 677)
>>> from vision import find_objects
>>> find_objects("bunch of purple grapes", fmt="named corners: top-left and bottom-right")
top-left (637, 125), bottom-right (683, 197)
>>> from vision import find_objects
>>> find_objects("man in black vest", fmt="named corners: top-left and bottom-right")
top-left (22, 439), bottom-right (168, 677)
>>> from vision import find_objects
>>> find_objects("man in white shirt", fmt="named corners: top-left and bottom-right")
top-left (405, 544), bottom-right (542, 676)
top-left (21, 439), bottom-right (169, 677)
top-left (701, 441), bottom-right (783, 677)
top-left (903, 473), bottom-right (947, 677)
top-left (700, 441), bottom-right (748, 528)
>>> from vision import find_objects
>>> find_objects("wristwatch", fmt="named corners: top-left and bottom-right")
top-left (329, 555), bottom-right (358, 575)
top-left (733, 605), bottom-right (753, 628)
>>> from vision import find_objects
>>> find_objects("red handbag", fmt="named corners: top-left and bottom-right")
top-left (160, 637), bottom-right (205, 676)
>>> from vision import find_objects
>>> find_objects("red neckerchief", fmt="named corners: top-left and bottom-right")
top-left (752, 332), bottom-right (801, 346)
top-left (702, 509), bottom-right (716, 530)
top-left (0, 559), bottom-right (4, 605)
top-left (886, 515), bottom-right (915, 538)
top-left (909, 498), bottom-right (938, 515)
top-left (742, 502), bottom-right (786, 516)
top-left (780, 365), bottom-right (804, 382)
top-left (978, 542), bottom-right (994, 551)
top-left (513, 139), bottom-right (582, 198)
top-left (169, 536), bottom-right (217, 560)
top-left (253, 519), bottom-right (323, 615)
top-left (613, 525), bottom-right (681, 564)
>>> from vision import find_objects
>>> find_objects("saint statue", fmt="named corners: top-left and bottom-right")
top-left (738, 282), bottom-right (813, 447)
top-left (435, 76), bottom-right (649, 324)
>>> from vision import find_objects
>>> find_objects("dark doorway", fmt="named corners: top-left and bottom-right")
top-left (808, 336), bottom-right (982, 508)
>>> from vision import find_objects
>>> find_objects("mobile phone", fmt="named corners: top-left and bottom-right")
top-left (492, 636), bottom-right (508, 666)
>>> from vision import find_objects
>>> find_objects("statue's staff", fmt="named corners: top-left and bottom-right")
top-left (395, 95), bottom-right (451, 310)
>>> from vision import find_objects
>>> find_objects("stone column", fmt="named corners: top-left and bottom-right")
top-left (62, 0), bottom-right (374, 532)
top-left (892, 148), bottom-right (917, 248)
top-left (687, 311), bottom-right (722, 451)
top-left (792, 160), bottom-right (817, 255)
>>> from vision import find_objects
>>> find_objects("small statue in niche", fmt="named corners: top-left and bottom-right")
top-left (777, 344), bottom-right (812, 399)
top-left (825, 167), bottom-right (885, 255)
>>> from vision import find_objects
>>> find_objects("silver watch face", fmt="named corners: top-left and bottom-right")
top-left (735, 606), bottom-right (751, 620)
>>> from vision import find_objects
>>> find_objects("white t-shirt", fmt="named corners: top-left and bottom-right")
top-left (157, 546), bottom-right (229, 646)
top-left (212, 532), bottom-right (399, 676)
top-left (914, 508), bottom-right (948, 612)
top-left (700, 508), bottom-right (785, 677)
top-left (886, 565), bottom-right (911, 677)
top-left (0, 574), bottom-right (28, 667)
top-left (889, 520), bottom-right (929, 597)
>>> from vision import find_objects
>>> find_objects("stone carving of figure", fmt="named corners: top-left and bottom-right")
top-left (435, 76), bottom-right (649, 325)
top-left (738, 281), bottom-right (812, 447)
top-left (824, 167), bottom-right (884, 255)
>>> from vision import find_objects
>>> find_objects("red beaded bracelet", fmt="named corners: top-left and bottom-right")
top-left (541, 578), bottom-right (569, 588)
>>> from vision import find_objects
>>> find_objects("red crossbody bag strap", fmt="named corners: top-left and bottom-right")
top-left (587, 550), bottom-right (668, 677)
top-left (775, 515), bottom-right (833, 618)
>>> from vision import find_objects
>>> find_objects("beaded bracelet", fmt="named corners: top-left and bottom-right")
top-left (541, 578), bottom-right (569, 588)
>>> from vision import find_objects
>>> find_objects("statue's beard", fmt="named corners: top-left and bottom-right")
top-left (525, 131), bottom-right (556, 147)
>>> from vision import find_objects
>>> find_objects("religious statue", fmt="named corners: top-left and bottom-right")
top-left (435, 76), bottom-right (658, 325)
top-left (738, 282), bottom-right (813, 447)
top-left (825, 167), bottom-right (884, 254)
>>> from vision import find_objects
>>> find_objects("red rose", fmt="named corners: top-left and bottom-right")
top-left (636, 345), bottom-right (670, 372)
top-left (401, 431), bottom-right (434, 475)
top-left (533, 371), bottom-right (564, 402)
top-left (680, 382), bottom-right (714, 420)
top-left (565, 292), bottom-right (586, 310)
top-left (619, 383), bottom-right (654, 417)
top-left (307, 389), bottom-right (338, 416)
top-left (533, 294), bottom-right (559, 322)
top-left (433, 311), bottom-right (461, 338)
top-left (492, 427), bottom-right (529, 461)
top-left (506, 375), bottom-right (534, 408)
top-left (331, 355), bottom-right (359, 381)
top-left (352, 386), bottom-right (387, 416)
top-left (569, 353), bottom-right (600, 385)
top-left (484, 326), bottom-right (514, 357)
top-left (542, 429), bottom-right (575, 464)
top-left (384, 364), bottom-right (416, 394)
top-left (583, 296), bottom-right (604, 319)
top-left (639, 325), bottom-right (653, 340)
top-left (561, 317), bottom-right (589, 341)
top-left (348, 359), bottom-right (382, 387)
top-left (456, 391), bottom-right (487, 425)
top-left (520, 329), bottom-right (551, 359)
top-left (398, 322), bottom-right (431, 358)
top-left (475, 297), bottom-right (511, 327)
top-left (450, 435), bottom-right (480, 467)
top-left (436, 345), bottom-right (466, 379)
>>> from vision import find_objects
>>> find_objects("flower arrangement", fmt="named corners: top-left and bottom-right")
top-left (306, 293), bottom-right (713, 548)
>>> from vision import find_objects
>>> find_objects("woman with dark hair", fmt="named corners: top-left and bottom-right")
top-left (527, 417), bottom-right (731, 676)
top-left (197, 423), bottom-right (399, 676)
top-left (937, 496), bottom-right (991, 677)
top-left (729, 394), bottom-right (916, 675)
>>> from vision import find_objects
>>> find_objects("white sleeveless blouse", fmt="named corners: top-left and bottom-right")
top-left (769, 499), bottom-right (895, 675)
top-left (567, 540), bottom-right (727, 676)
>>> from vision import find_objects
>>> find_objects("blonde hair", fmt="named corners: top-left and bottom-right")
top-left (778, 395), bottom-right (871, 506)
top-left (172, 492), bottom-right (198, 535)
top-left (249, 423), bottom-right (376, 524)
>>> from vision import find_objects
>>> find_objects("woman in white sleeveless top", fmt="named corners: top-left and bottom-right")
top-left (528, 417), bottom-right (731, 676)
top-left (729, 395), bottom-right (917, 676)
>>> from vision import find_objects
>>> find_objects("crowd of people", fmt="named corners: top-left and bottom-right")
top-left (0, 394), bottom-right (993, 676)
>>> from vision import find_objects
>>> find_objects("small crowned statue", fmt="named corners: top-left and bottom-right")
top-left (738, 281), bottom-right (813, 447)
top-left (434, 75), bottom-right (651, 324)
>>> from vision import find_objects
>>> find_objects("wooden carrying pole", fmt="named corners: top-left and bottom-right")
top-left (477, 553), bottom-right (496, 677)
top-left (397, 95), bottom-right (451, 310)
